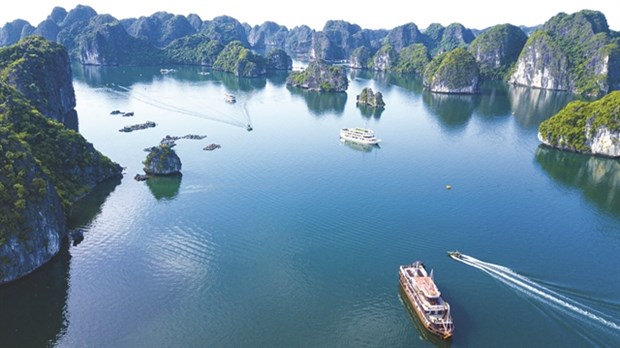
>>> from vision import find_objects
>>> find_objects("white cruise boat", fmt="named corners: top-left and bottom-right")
top-left (339, 127), bottom-right (381, 145)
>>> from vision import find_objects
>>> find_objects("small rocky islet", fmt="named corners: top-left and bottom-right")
top-left (356, 88), bottom-right (385, 109)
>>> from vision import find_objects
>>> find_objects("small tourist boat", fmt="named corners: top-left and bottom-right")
top-left (225, 93), bottom-right (236, 103)
top-left (399, 261), bottom-right (454, 339)
top-left (447, 251), bottom-right (462, 260)
top-left (339, 127), bottom-right (381, 145)
top-left (160, 68), bottom-right (177, 74)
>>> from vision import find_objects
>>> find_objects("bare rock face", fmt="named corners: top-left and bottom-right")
top-left (508, 31), bottom-right (570, 91)
top-left (143, 145), bottom-right (182, 175)
top-left (349, 46), bottom-right (371, 69)
top-left (509, 10), bottom-right (620, 96)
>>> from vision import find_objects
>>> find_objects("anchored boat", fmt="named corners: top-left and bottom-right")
top-left (339, 127), bottom-right (381, 145)
top-left (399, 261), bottom-right (454, 339)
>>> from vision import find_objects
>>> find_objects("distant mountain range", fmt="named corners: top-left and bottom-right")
top-left (0, 5), bottom-right (618, 95)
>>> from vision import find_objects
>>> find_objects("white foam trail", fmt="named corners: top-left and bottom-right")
top-left (453, 254), bottom-right (620, 332)
top-left (106, 84), bottom-right (247, 128)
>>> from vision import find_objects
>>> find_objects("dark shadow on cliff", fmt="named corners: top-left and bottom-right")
top-left (287, 86), bottom-right (347, 117)
top-left (422, 90), bottom-right (480, 132)
top-left (0, 242), bottom-right (70, 347)
top-left (146, 174), bottom-right (183, 201)
top-left (535, 145), bottom-right (620, 217)
top-left (508, 86), bottom-right (578, 129)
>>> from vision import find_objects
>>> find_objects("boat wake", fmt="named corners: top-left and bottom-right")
top-left (106, 84), bottom-right (251, 130)
top-left (450, 253), bottom-right (620, 338)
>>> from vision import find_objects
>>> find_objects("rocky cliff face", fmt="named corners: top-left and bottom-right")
top-left (349, 46), bottom-right (371, 69)
top-left (78, 15), bottom-right (164, 66)
top-left (370, 44), bottom-right (397, 71)
top-left (469, 24), bottom-right (527, 80)
top-left (287, 60), bottom-right (348, 92)
top-left (248, 21), bottom-right (288, 49)
top-left (508, 31), bottom-right (570, 91)
top-left (266, 49), bottom-right (292, 70)
top-left (143, 145), bottom-right (182, 175)
top-left (0, 129), bottom-right (65, 285)
top-left (384, 23), bottom-right (424, 52)
top-left (201, 15), bottom-right (249, 47)
top-left (0, 37), bottom-right (123, 284)
top-left (423, 48), bottom-right (480, 94)
top-left (310, 20), bottom-right (368, 61)
top-left (213, 41), bottom-right (267, 77)
top-left (0, 20), bottom-right (33, 46)
top-left (126, 12), bottom-right (196, 48)
top-left (538, 91), bottom-right (620, 156)
top-left (187, 14), bottom-right (203, 32)
top-left (2, 36), bottom-right (77, 129)
top-left (509, 10), bottom-right (620, 96)
top-left (436, 23), bottom-right (475, 55)
top-left (33, 19), bottom-right (62, 42)
top-left (284, 25), bottom-right (314, 58)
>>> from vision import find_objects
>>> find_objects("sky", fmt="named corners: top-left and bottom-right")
top-left (1, 0), bottom-right (618, 31)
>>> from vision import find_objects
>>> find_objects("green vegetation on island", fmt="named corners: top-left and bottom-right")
top-left (538, 91), bottom-right (620, 155)
top-left (468, 24), bottom-right (527, 80)
top-left (0, 37), bottom-right (122, 283)
top-left (213, 40), bottom-right (267, 77)
top-left (423, 48), bottom-right (480, 93)
top-left (393, 44), bottom-right (430, 75)
top-left (287, 60), bottom-right (348, 92)
top-left (165, 34), bottom-right (224, 66)
top-left (511, 10), bottom-right (620, 97)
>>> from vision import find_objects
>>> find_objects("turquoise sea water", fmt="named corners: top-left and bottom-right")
top-left (1, 65), bottom-right (619, 347)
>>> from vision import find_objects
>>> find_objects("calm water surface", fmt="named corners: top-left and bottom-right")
top-left (1, 65), bottom-right (619, 347)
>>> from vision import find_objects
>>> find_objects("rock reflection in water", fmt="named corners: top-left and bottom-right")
top-left (0, 176), bottom-right (121, 347)
top-left (288, 87), bottom-right (347, 116)
top-left (146, 174), bottom-right (183, 201)
top-left (508, 85), bottom-right (577, 129)
top-left (535, 145), bottom-right (620, 216)
top-left (422, 90), bottom-right (480, 132)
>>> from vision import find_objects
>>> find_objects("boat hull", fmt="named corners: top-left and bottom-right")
top-left (339, 134), bottom-right (380, 145)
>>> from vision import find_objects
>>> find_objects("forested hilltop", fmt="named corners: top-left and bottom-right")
top-left (0, 37), bottom-right (122, 284)
top-left (1, 5), bottom-right (618, 95)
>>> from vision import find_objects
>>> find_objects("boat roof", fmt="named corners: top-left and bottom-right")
top-left (415, 276), bottom-right (441, 298)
